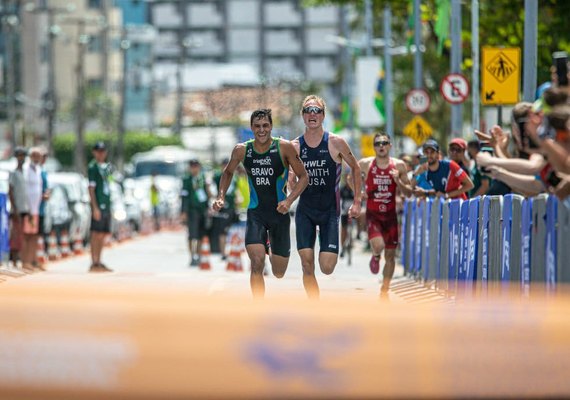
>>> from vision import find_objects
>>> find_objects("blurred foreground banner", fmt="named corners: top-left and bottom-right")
top-left (1, 282), bottom-right (570, 399)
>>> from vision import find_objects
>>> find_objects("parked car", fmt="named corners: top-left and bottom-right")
top-left (121, 178), bottom-right (145, 232)
top-left (109, 181), bottom-right (130, 239)
top-left (43, 184), bottom-right (73, 236)
top-left (48, 172), bottom-right (91, 244)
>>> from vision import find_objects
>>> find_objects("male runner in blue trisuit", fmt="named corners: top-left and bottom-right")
top-left (289, 95), bottom-right (362, 299)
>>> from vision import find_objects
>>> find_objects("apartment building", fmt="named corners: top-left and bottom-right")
top-left (150, 0), bottom-right (343, 93)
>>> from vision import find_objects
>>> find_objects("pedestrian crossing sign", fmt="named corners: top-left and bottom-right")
top-left (482, 47), bottom-right (520, 105)
top-left (403, 116), bottom-right (432, 145)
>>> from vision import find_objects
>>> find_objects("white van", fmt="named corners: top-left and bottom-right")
top-left (130, 146), bottom-right (196, 178)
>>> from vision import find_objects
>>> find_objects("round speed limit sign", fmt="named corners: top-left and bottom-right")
top-left (405, 89), bottom-right (431, 114)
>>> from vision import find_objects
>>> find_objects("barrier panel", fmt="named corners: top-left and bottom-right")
top-left (408, 201), bottom-right (416, 275)
top-left (414, 200), bottom-right (425, 276)
top-left (465, 198), bottom-right (480, 295)
top-left (401, 200), bottom-right (409, 272)
top-left (500, 195), bottom-right (523, 295)
top-left (447, 200), bottom-right (461, 294)
top-left (428, 198), bottom-right (443, 282)
top-left (559, 200), bottom-right (570, 284)
top-left (546, 195), bottom-right (558, 291)
top-left (521, 198), bottom-right (532, 297)
top-left (438, 202), bottom-right (450, 293)
top-left (531, 195), bottom-right (548, 292)
top-left (0, 194), bottom-right (8, 262)
top-left (422, 199), bottom-right (431, 282)
top-left (457, 200), bottom-right (470, 281)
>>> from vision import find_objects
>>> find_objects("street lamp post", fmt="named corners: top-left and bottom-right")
top-left (117, 31), bottom-right (130, 173)
top-left (75, 21), bottom-right (90, 174)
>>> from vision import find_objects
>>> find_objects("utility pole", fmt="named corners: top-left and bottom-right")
top-left (450, 0), bottom-right (462, 138)
top-left (383, 6), bottom-right (394, 138)
top-left (100, 0), bottom-right (109, 95)
top-left (364, 0), bottom-right (373, 56)
top-left (174, 0), bottom-right (189, 136)
top-left (117, 29), bottom-right (129, 173)
top-left (523, 0), bottom-right (537, 102)
top-left (2, 1), bottom-right (18, 150)
top-left (75, 20), bottom-right (89, 175)
top-left (471, 0), bottom-right (480, 131)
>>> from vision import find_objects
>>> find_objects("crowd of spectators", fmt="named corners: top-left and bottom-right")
top-left (402, 65), bottom-right (570, 204)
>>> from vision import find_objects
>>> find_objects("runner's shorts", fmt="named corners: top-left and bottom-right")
top-left (295, 205), bottom-right (339, 254)
top-left (245, 208), bottom-right (290, 258)
top-left (366, 210), bottom-right (399, 249)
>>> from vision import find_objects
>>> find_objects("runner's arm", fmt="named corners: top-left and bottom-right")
top-left (391, 160), bottom-right (413, 197)
top-left (213, 144), bottom-right (245, 212)
top-left (278, 141), bottom-right (308, 214)
top-left (287, 139), bottom-right (301, 193)
top-left (334, 137), bottom-right (362, 217)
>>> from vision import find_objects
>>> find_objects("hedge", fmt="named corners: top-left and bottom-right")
top-left (53, 132), bottom-right (183, 168)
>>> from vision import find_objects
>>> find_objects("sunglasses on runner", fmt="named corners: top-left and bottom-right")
top-left (374, 141), bottom-right (391, 147)
top-left (302, 106), bottom-right (324, 114)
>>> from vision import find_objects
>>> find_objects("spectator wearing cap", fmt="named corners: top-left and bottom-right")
top-left (87, 141), bottom-right (113, 273)
top-left (412, 139), bottom-right (474, 200)
top-left (180, 159), bottom-right (212, 266)
top-left (448, 138), bottom-right (471, 178)
top-left (8, 147), bottom-right (28, 270)
top-left (212, 158), bottom-right (237, 259)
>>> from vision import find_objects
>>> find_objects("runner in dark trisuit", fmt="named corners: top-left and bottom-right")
top-left (289, 95), bottom-right (362, 299)
top-left (213, 109), bottom-right (308, 298)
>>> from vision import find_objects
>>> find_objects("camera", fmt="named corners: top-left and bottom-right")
top-left (553, 51), bottom-right (568, 87)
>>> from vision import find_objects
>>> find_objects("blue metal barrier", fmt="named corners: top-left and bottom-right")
top-left (448, 200), bottom-right (461, 289)
top-left (521, 198), bottom-right (532, 297)
top-left (501, 195), bottom-right (513, 286)
top-left (401, 201), bottom-right (408, 271)
top-left (466, 198), bottom-right (479, 286)
top-left (428, 198), bottom-right (443, 281)
top-left (546, 195), bottom-right (558, 291)
top-left (0, 194), bottom-right (8, 261)
top-left (457, 200), bottom-right (469, 281)
top-left (415, 200), bottom-right (424, 276)
top-left (408, 201), bottom-right (416, 275)
top-left (422, 199), bottom-right (432, 282)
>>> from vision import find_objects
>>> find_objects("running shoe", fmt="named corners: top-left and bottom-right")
top-left (369, 255), bottom-right (380, 275)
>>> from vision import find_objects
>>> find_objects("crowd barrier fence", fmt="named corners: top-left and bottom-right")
top-left (401, 194), bottom-right (570, 297)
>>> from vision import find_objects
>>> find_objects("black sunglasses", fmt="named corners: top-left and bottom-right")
top-left (302, 106), bottom-right (323, 114)
top-left (374, 141), bottom-right (391, 147)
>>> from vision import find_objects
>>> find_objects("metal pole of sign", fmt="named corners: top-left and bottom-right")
top-left (450, 0), bottom-right (462, 138)
top-left (413, 0), bottom-right (422, 90)
top-left (364, 0), bottom-right (373, 56)
top-left (523, 0), bottom-right (537, 102)
top-left (471, 0), bottom-right (480, 131)
top-left (384, 6), bottom-right (394, 139)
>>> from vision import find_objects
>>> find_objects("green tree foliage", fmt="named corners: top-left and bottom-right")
top-left (53, 132), bottom-right (182, 168)
top-left (304, 0), bottom-right (569, 141)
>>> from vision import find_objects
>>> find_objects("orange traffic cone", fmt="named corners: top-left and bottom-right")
top-left (37, 236), bottom-right (47, 264)
top-left (47, 231), bottom-right (60, 261)
top-left (199, 236), bottom-right (212, 270)
top-left (60, 229), bottom-right (71, 258)
top-left (225, 233), bottom-right (239, 272)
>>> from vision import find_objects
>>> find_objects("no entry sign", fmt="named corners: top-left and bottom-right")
top-left (440, 73), bottom-right (470, 104)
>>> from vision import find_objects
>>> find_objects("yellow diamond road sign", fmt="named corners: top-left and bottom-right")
top-left (482, 47), bottom-right (520, 105)
top-left (403, 116), bottom-right (432, 145)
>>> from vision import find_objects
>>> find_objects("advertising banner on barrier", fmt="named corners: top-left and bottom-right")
top-left (409, 201), bottom-right (416, 274)
top-left (415, 201), bottom-right (425, 274)
top-left (458, 201), bottom-right (469, 281)
top-left (501, 195), bottom-right (513, 285)
top-left (546, 196), bottom-right (558, 291)
top-left (467, 199), bottom-right (480, 287)
top-left (481, 197), bottom-right (491, 295)
top-left (0, 194), bottom-right (8, 257)
top-left (448, 200), bottom-right (461, 284)
top-left (401, 201), bottom-right (408, 270)
top-left (423, 200), bottom-right (432, 282)
top-left (521, 199), bottom-right (532, 297)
